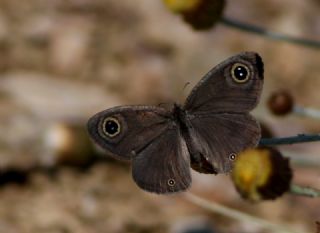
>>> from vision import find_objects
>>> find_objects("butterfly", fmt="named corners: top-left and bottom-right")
top-left (87, 52), bottom-right (264, 194)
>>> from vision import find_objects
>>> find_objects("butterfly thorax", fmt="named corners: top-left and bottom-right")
top-left (172, 103), bottom-right (188, 129)
top-left (172, 103), bottom-right (195, 153)
top-left (172, 103), bottom-right (219, 174)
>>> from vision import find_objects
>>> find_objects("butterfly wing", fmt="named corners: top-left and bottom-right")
top-left (132, 128), bottom-right (191, 194)
top-left (183, 52), bottom-right (264, 173)
top-left (87, 105), bottom-right (191, 193)
top-left (184, 52), bottom-right (263, 114)
top-left (187, 113), bottom-right (260, 173)
top-left (87, 106), bottom-right (171, 160)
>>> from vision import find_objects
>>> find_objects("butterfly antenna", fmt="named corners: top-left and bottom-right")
top-left (176, 82), bottom-right (191, 103)
top-left (183, 82), bottom-right (190, 91)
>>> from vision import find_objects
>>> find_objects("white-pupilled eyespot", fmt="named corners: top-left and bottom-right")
top-left (168, 179), bottom-right (175, 186)
top-left (229, 153), bottom-right (237, 161)
top-left (231, 63), bottom-right (250, 83)
top-left (102, 117), bottom-right (121, 137)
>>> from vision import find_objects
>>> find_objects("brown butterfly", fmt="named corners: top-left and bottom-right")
top-left (87, 52), bottom-right (264, 194)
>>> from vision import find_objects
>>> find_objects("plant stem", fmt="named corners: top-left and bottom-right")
top-left (290, 184), bottom-right (320, 198)
top-left (184, 193), bottom-right (303, 233)
top-left (290, 158), bottom-right (320, 168)
top-left (220, 17), bottom-right (320, 49)
top-left (259, 134), bottom-right (320, 146)
top-left (293, 106), bottom-right (320, 120)
top-left (281, 151), bottom-right (320, 168)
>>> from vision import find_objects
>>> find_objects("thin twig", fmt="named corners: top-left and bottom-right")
top-left (220, 17), bottom-right (320, 49)
top-left (259, 134), bottom-right (320, 146)
top-left (184, 193), bottom-right (303, 233)
top-left (290, 184), bottom-right (320, 198)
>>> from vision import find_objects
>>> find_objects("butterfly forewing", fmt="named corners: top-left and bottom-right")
top-left (87, 106), bottom-right (171, 160)
top-left (184, 52), bottom-right (263, 114)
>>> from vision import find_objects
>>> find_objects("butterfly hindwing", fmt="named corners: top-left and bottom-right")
top-left (186, 113), bottom-right (261, 173)
top-left (132, 128), bottom-right (191, 194)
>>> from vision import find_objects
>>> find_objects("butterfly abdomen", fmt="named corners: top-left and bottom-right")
top-left (171, 104), bottom-right (217, 174)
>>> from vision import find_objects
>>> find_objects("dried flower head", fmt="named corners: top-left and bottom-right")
top-left (163, 0), bottom-right (225, 30)
top-left (231, 147), bottom-right (292, 202)
top-left (268, 90), bottom-right (294, 116)
top-left (43, 122), bottom-right (96, 167)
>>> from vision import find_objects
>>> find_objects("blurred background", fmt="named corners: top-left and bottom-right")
top-left (0, 0), bottom-right (319, 232)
